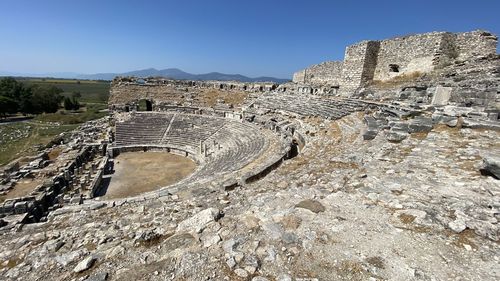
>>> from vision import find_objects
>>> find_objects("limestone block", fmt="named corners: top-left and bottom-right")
top-left (431, 86), bottom-right (452, 106)
top-left (176, 208), bottom-right (221, 234)
top-left (481, 154), bottom-right (500, 179)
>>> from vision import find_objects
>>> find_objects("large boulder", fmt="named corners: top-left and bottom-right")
top-left (363, 116), bottom-right (379, 140)
top-left (408, 117), bottom-right (433, 133)
top-left (481, 154), bottom-right (500, 179)
top-left (176, 208), bottom-right (222, 234)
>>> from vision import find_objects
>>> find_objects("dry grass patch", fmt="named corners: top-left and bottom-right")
top-left (450, 228), bottom-right (478, 250)
top-left (47, 147), bottom-right (63, 160)
top-left (199, 89), bottom-right (249, 107)
top-left (371, 71), bottom-right (424, 89)
top-left (366, 256), bottom-right (385, 269)
top-left (335, 260), bottom-right (371, 281)
top-left (398, 213), bottom-right (416, 224)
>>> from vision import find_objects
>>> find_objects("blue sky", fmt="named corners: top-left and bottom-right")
top-left (0, 0), bottom-right (499, 78)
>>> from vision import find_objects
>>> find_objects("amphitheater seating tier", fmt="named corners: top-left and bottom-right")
top-left (114, 112), bottom-right (269, 182)
top-left (251, 93), bottom-right (367, 119)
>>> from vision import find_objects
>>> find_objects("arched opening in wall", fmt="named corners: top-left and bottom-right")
top-left (259, 86), bottom-right (263, 91)
top-left (219, 84), bottom-right (224, 90)
top-left (389, 64), bottom-right (400, 72)
top-left (138, 99), bottom-right (153, 111)
top-left (125, 106), bottom-right (130, 112)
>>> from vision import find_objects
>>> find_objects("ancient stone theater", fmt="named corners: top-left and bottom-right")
top-left (1, 30), bottom-right (499, 280)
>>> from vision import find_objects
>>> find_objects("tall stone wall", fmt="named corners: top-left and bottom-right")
top-left (293, 29), bottom-right (498, 96)
top-left (340, 41), bottom-right (380, 94)
top-left (372, 32), bottom-right (444, 81)
top-left (455, 30), bottom-right (498, 60)
top-left (292, 61), bottom-right (343, 86)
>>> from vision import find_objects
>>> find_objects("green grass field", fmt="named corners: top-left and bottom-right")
top-left (0, 122), bottom-right (79, 165)
top-left (17, 78), bottom-right (110, 103)
top-left (34, 104), bottom-right (108, 124)
top-left (0, 78), bottom-right (110, 165)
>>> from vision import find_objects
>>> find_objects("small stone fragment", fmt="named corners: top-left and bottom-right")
top-left (73, 256), bottom-right (95, 273)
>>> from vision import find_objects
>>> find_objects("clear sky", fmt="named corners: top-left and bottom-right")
top-left (0, 0), bottom-right (499, 79)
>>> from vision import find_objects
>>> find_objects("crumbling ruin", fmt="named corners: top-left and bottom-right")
top-left (293, 30), bottom-right (497, 94)
top-left (0, 30), bottom-right (499, 281)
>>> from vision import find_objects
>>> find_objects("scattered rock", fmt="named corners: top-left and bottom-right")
top-left (481, 154), bottom-right (500, 179)
top-left (252, 277), bottom-right (270, 281)
top-left (87, 272), bottom-right (108, 281)
top-left (201, 234), bottom-right (221, 248)
top-left (295, 199), bottom-right (325, 213)
top-left (234, 268), bottom-right (249, 279)
top-left (176, 208), bottom-right (221, 234)
top-left (73, 256), bottom-right (95, 273)
top-left (449, 219), bottom-right (467, 233)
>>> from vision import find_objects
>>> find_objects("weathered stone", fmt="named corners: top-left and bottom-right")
top-left (448, 219), bottom-right (467, 233)
top-left (481, 154), bottom-right (500, 179)
top-left (282, 232), bottom-right (299, 244)
top-left (431, 86), bottom-right (452, 106)
top-left (234, 268), bottom-right (249, 279)
top-left (386, 130), bottom-right (408, 142)
top-left (55, 249), bottom-right (87, 266)
top-left (87, 272), bottom-right (108, 281)
top-left (73, 256), bottom-right (95, 273)
top-left (408, 117), bottom-right (433, 133)
top-left (295, 200), bottom-right (325, 213)
top-left (201, 234), bottom-right (221, 248)
top-left (176, 208), bottom-right (221, 234)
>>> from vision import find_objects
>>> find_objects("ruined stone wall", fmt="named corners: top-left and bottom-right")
top-left (436, 32), bottom-right (458, 67)
top-left (109, 77), bottom-right (277, 110)
top-left (294, 30), bottom-right (498, 96)
top-left (340, 41), bottom-right (380, 94)
top-left (455, 30), bottom-right (498, 60)
top-left (292, 61), bottom-right (343, 86)
top-left (372, 32), bottom-right (444, 81)
top-left (292, 70), bottom-right (306, 84)
top-left (109, 83), bottom-right (186, 106)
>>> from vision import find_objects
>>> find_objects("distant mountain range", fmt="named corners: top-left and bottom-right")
top-left (0, 68), bottom-right (289, 83)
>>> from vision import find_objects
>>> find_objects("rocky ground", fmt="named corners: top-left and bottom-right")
top-left (0, 112), bottom-right (498, 281)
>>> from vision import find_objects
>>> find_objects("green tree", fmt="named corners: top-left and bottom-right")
top-left (29, 85), bottom-right (63, 113)
top-left (0, 77), bottom-right (23, 101)
top-left (0, 96), bottom-right (18, 118)
top-left (18, 87), bottom-right (34, 115)
top-left (64, 97), bottom-right (74, 110)
top-left (71, 91), bottom-right (81, 110)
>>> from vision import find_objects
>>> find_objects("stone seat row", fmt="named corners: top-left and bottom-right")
top-left (251, 93), bottom-right (367, 119)
top-left (114, 113), bottom-right (270, 181)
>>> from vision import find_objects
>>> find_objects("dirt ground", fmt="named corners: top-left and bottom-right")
top-left (103, 151), bottom-right (196, 199)
top-left (0, 178), bottom-right (43, 203)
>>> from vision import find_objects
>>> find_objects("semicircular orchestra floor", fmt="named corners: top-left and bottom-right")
top-left (100, 151), bottom-right (196, 199)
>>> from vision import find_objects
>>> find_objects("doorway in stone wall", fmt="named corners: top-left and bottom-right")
top-left (138, 99), bottom-right (153, 111)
